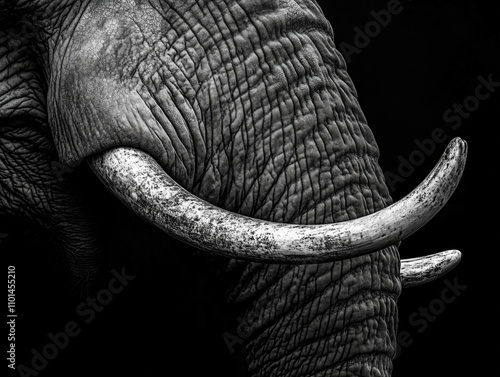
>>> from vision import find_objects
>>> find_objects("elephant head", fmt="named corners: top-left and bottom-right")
top-left (0, 1), bottom-right (466, 376)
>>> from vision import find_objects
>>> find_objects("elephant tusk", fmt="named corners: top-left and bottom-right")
top-left (401, 250), bottom-right (462, 288)
top-left (88, 137), bottom-right (467, 263)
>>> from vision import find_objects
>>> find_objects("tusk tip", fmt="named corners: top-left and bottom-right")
top-left (448, 137), bottom-right (468, 162)
top-left (401, 249), bottom-right (462, 288)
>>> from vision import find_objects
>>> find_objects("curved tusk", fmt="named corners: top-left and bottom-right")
top-left (88, 137), bottom-right (467, 263)
top-left (401, 250), bottom-right (462, 288)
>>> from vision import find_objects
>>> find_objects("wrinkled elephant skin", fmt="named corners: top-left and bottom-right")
top-left (0, 1), bottom-right (466, 376)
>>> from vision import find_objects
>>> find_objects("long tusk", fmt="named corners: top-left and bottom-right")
top-left (401, 250), bottom-right (462, 288)
top-left (88, 137), bottom-right (467, 263)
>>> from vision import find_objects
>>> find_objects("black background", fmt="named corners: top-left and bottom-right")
top-left (2, 0), bottom-right (498, 376)
top-left (325, 1), bottom-right (498, 376)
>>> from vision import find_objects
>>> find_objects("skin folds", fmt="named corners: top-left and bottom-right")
top-left (0, 1), bottom-right (466, 376)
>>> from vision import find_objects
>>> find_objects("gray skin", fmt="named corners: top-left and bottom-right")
top-left (1, 1), bottom-right (402, 376)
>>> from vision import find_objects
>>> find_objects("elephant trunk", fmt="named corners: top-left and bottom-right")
top-left (234, 247), bottom-right (401, 376)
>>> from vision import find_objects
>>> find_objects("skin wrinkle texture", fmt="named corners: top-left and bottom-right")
top-left (0, 1), bottom-right (466, 376)
top-left (0, 25), bottom-right (105, 282)
top-left (52, 0), bottom-right (387, 215)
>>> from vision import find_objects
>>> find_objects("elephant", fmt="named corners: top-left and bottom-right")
top-left (0, 1), bottom-right (467, 376)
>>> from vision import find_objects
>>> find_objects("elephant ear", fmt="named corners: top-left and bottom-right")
top-left (46, 4), bottom-right (160, 166)
top-left (0, 21), bottom-right (104, 289)
top-left (46, 2), bottom-right (206, 192)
